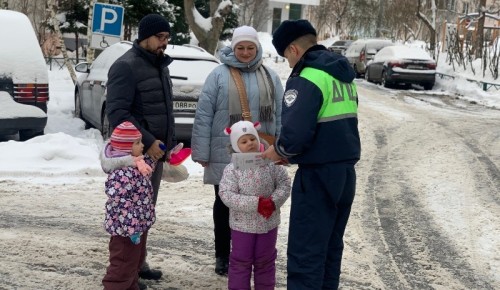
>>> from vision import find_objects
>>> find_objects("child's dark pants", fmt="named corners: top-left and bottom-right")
top-left (102, 232), bottom-right (148, 290)
top-left (214, 185), bottom-right (231, 259)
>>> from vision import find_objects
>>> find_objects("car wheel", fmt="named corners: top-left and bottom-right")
top-left (75, 90), bottom-right (91, 129)
top-left (423, 83), bottom-right (434, 90)
top-left (101, 109), bottom-right (111, 140)
top-left (19, 129), bottom-right (43, 141)
top-left (74, 90), bottom-right (82, 118)
top-left (382, 71), bottom-right (391, 88)
top-left (353, 65), bottom-right (361, 78)
top-left (365, 69), bottom-right (371, 82)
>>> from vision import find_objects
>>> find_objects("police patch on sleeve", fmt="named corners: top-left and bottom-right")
top-left (284, 89), bottom-right (298, 107)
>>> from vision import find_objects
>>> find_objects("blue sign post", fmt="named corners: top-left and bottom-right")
top-left (90, 3), bottom-right (124, 49)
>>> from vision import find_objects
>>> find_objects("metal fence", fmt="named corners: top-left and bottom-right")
top-left (435, 72), bottom-right (500, 92)
top-left (45, 57), bottom-right (83, 71)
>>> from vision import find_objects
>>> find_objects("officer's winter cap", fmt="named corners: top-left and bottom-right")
top-left (224, 121), bottom-right (261, 153)
top-left (138, 14), bottom-right (171, 42)
top-left (110, 121), bottom-right (142, 153)
top-left (272, 19), bottom-right (317, 57)
top-left (231, 26), bottom-right (260, 51)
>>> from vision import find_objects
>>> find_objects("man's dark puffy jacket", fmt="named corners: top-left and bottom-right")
top-left (106, 41), bottom-right (176, 156)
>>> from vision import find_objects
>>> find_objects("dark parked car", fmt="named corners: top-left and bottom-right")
top-left (365, 45), bottom-right (436, 90)
top-left (74, 41), bottom-right (220, 142)
top-left (0, 10), bottom-right (49, 140)
top-left (328, 40), bottom-right (353, 55)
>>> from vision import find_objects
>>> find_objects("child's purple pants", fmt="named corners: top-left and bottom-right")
top-left (228, 227), bottom-right (278, 290)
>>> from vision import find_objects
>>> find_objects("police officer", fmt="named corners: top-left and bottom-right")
top-left (262, 19), bottom-right (361, 289)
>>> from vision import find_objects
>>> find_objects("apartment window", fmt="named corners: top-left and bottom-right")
top-left (272, 8), bottom-right (282, 33)
top-left (289, 4), bottom-right (302, 20)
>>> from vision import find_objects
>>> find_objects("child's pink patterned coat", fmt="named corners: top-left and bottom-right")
top-left (100, 142), bottom-right (156, 237)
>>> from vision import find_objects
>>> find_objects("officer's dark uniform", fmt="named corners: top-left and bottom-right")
top-left (275, 42), bottom-right (361, 289)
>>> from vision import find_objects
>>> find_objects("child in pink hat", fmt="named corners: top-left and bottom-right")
top-left (100, 121), bottom-right (156, 290)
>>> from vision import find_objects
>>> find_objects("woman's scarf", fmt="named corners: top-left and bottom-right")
top-left (228, 60), bottom-right (275, 126)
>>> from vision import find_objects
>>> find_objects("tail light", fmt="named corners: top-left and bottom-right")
top-left (388, 61), bottom-right (404, 68)
top-left (426, 62), bottom-right (437, 69)
top-left (13, 83), bottom-right (49, 103)
top-left (359, 49), bottom-right (365, 62)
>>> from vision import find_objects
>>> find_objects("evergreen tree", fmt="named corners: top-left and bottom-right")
top-left (50, 0), bottom-right (88, 59)
top-left (169, 0), bottom-right (190, 45)
top-left (220, 7), bottom-right (238, 41)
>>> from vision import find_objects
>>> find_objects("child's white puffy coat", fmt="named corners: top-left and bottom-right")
top-left (219, 163), bottom-right (291, 234)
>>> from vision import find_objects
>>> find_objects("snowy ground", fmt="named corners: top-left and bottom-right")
top-left (0, 37), bottom-right (499, 289)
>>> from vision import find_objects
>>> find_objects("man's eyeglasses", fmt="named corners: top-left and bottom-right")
top-left (154, 34), bottom-right (170, 42)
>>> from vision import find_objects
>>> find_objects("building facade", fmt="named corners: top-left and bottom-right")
top-left (266, 0), bottom-right (319, 33)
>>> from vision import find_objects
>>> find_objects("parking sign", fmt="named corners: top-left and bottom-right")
top-left (91, 3), bottom-right (124, 49)
top-left (92, 3), bottom-right (124, 37)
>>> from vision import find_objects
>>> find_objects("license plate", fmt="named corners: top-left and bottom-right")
top-left (406, 65), bottom-right (422, 69)
top-left (173, 101), bottom-right (197, 111)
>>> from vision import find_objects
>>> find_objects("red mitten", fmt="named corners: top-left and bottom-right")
top-left (265, 199), bottom-right (275, 219)
top-left (258, 197), bottom-right (275, 219)
top-left (258, 196), bottom-right (270, 218)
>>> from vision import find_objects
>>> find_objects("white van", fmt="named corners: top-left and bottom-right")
top-left (344, 39), bottom-right (393, 77)
top-left (0, 9), bottom-right (48, 140)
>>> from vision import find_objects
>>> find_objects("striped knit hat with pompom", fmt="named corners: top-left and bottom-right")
top-left (110, 121), bottom-right (142, 153)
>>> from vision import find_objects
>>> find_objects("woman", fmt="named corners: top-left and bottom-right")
top-left (191, 25), bottom-right (284, 276)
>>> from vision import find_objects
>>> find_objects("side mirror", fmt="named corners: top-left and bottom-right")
top-left (75, 62), bottom-right (90, 73)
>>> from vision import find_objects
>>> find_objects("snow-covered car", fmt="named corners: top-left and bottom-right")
top-left (365, 45), bottom-right (436, 90)
top-left (74, 41), bottom-right (220, 143)
top-left (328, 40), bottom-right (353, 55)
top-left (0, 10), bottom-right (49, 140)
top-left (345, 38), bottom-right (393, 77)
top-left (0, 92), bottom-right (47, 137)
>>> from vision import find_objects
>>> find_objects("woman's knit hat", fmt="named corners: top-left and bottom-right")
top-left (224, 121), bottom-right (261, 153)
top-left (231, 26), bottom-right (260, 51)
top-left (138, 14), bottom-right (171, 42)
top-left (110, 121), bottom-right (142, 153)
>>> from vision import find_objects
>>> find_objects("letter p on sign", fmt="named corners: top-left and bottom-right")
top-left (100, 8), bottom-right (118, 31)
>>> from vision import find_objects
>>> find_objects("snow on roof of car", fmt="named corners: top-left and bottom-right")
top-left (86, 41), bottom-right (220, 83)
top-left (0, 92), bottom-right (46, 119)
top-left (114, 41), bottom-right (218, 61)
top-left (373, 45), bottom-right (433, 63)
top-left (0, 10), bottom-right (48, 83)
top-left (381, 45), bottom-right (433, 60)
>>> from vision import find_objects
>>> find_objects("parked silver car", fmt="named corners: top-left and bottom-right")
top-left (344, 38), bottom-right (393, 77)
top-left (74, 41), bottom-right (220, 142)
top-left (365, 45), bottom-right (436, 90)
top-left (328, 40), bottom-right (353, 55)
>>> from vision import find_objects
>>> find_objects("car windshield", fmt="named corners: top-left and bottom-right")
top-left (170, 59), bottom-right (219, 84)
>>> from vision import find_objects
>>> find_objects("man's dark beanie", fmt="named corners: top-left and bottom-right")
top-left (272, 19), bottom-right (317, 57)
top-left (138, 14), bottom-right (170, 42)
